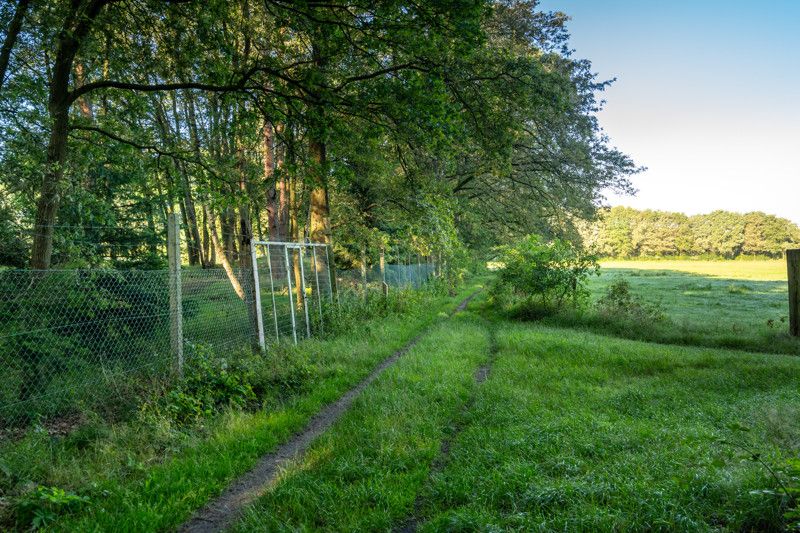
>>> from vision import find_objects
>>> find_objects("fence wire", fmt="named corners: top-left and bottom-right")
top-left (0, 238), bottom-right (437, 433)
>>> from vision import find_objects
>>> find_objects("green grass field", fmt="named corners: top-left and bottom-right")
top-left (5, 262), bottom-right (800, 530)
top-left (557, 259), bottom-right (799, 355)
top-left (232, 297), bottom-right (800, 531)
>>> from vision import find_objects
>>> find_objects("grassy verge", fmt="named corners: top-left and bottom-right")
top-left (414, 320), bottom-right (800, 531)
top-left (232, 306), bottom-right (490, 531)
top-left (0, 281), bottom-right (482, 531)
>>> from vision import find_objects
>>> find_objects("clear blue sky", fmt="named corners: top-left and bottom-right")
top-left (537, 0), bottom-right (800, 223)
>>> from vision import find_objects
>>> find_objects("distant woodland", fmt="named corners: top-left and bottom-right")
top-left (580, 207), bottom-right (800, 259)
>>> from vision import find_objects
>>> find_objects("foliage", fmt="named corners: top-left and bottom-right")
top-left (582, 207), bottom-right (800, 259)
top-left (595, 278), bottom-right (665, 323)
top-left (783, 458), bottom-right (800, 529)
top-left (144, 344), bottom-right (256, 424)
top-left (491, 234), bottom-right (598, 316)
top-left (13, 486), bottom-right (89, 530)
top-left (0, 1), bottom-right (635, 271)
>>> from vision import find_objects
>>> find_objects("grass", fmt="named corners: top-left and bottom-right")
top-left (546, 259), bottom-right (799, 355)
top-left (414, 321), bottom-right (800, 531)
top-left (600, 259), bottom-right (788, 281)
top-left (230, 305), bottom-right (800, 532)
top-left (0, 281), bottom-right (482, 531)
top-left (5, 261), bottom-right (800, 530)
top-left (233, 311), bottom-right (490, 531)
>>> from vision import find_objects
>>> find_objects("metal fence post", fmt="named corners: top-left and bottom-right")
top-left (250, 239), bottom-right (266, 351)
top-left (167, 213), bottom-right (184, 377)
top-left (284, 245), bottom-right (298, 344)
top-left (298, 246), bottom-right (311, 338)
top-left (325, 245), bottom-right (337, 306)
top-left (312, 246), bottom-right (324, 332)
top-left (360, 246), bottom-right (368, 299)
top-left (380, 246), bottom-right (388, 296)
top-left (266, 244), bottom-right (279, 338)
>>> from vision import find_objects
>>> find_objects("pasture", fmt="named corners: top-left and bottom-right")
top-left (553, 259), bottom-right (799, 355)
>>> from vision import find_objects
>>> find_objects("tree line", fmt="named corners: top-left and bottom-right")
top-left (0, 0), bottom-right (637, 272)
top-left (581, 207), bottom-right (800, 259)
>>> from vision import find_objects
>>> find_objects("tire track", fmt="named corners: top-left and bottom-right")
top-left (177, 290), bottom-right (481, 533)
top-left (394, 320), bottom-right (498, 533)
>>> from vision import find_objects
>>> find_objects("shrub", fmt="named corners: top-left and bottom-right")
top-left (596, 278), bottom-right (665, 323)
top-left (492, 235), bottom-right (598, 316)
top-left (13, 486), bottom-right (89, 530)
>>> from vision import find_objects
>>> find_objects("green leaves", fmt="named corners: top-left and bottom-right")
top-left (492, 234), bottom-right (598, 314)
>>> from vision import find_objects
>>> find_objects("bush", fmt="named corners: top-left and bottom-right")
top-left (492, 235), bottom-right (598, 316)
top-left (13, 486), bottom-right (89, 530)
top-left (595, 278), bottom-right (665, 323)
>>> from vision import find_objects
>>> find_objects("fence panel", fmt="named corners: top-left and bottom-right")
top-left (0, 237), bottom-right (434, 432)
top-left (0, 269), bottom-right (172, 429)
top-left (252, 241), bottom-right (334, 343)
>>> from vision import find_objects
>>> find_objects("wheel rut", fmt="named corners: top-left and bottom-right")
top-left (177, 290), bottom-right (482, 533)
top-left (394, 320), bottom-right (498, 533)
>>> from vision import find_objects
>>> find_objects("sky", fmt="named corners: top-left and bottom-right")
top-left (536, 0), bottom-right (800, 223)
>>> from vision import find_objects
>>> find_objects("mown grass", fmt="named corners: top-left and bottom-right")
top-left (233, 310), bottom-right (490, 531)
top-left (0, 281), bottom-right (482, 531)
top-left (228, 310), bottom-right (800, 531)
top-left (545, 260), bottom-right (799, 355)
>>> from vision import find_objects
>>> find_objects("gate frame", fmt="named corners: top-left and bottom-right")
top-left (252, 240), bottom-right (332, 345)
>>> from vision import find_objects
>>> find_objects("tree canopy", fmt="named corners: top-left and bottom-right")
top-left (581, 207), bottom-right (800, 259)
top-left (0, 0), bottom-right (637, 270)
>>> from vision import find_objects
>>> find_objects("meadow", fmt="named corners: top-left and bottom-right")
top-left (233, 297), bottom-right (800, 532)
top-left (4, 262), bottom-right (800, 530)
top-left (551, 259), bottom-right (799, 355)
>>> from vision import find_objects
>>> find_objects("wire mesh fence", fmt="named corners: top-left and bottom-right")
top-left (336, 257), bottom-right (437, 294)
top-left (0, 269), bottom-right (173, 430)
top-left (0, 230), bottom-right (438, 433)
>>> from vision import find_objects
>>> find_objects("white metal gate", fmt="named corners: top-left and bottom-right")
top-left (251, 240), bottom-right (334, 347)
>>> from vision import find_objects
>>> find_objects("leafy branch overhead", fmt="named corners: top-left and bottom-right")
top-left (0, 0), bottom-right (637, 270)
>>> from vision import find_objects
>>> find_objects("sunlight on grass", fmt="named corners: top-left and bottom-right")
top-left (600, 259), bottom-right (788, 281)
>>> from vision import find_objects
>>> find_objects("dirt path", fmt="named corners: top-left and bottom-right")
top-left (177, 290), bottom-right (481, 533)
top-left (394, 320), bottom-right (498, 533)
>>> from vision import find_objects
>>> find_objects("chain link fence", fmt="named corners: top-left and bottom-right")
top-left (0, 227), bottom-right (438, 434)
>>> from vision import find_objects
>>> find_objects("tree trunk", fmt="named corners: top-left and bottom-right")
top-left (204, 204), bottom-right (245, 300)
top-left (30, 0), bottom-right (108, 269)
top-left (30, 106), bottom-right (68, 269)
top-left (0, 0), bottom-right (30, 91)
top-left (202, 205), bottom-right (213, 266)
top-left (264, 120), bottom-right (279, 240)
top-left (222, 206), bottom-right (237, 264)
top-left (308, 139), bottom-right (330, 244)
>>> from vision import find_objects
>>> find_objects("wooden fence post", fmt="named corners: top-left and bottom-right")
top-left (380, 246), bottom-right (388, 297)
top-left (167, 213), bottom-right (184, 376)
top-left (789, 249), bottom-right (800, 337)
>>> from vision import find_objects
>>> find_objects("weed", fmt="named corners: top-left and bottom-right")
top-left (728, 283), bottom-right (755, 294)
top-left (142, 344), bottom-right (256, 424)
top-left (13, 486), bottom-right (89, 530)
